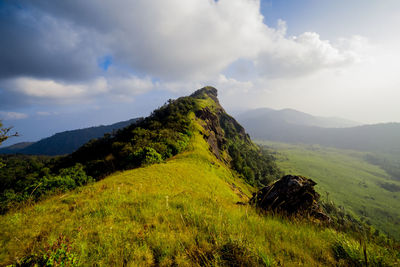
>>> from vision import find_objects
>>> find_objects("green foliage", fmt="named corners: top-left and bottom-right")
top-left (0, 161), bottom-right (92, 213)
top-left (219, 112), bottom-right (281, 186)
top-left (12, 234), bottom-right (78, 266)
top-left (56, 97), bottom-right (196, 179)
top-left (133, 147), bottom-right (163, 166)
top-left (364, 153), bottom-right (400, 180)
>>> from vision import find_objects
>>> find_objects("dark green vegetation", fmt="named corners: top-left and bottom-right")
top-left (364, 153), bottom-right (400, 181)
top-left (260, 141), bottom-right (400, 240)
top-left (0, 155), bottom-right (93, 213)
top-left (0, 118), bottom-right (138, 156)
top-left (0, 88), bottom-right (399, 266)
top-left (238, 109), bottom-right (400, 154)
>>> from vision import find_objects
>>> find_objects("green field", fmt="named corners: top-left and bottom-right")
top-left (258, 141), bottom-right (400, 240)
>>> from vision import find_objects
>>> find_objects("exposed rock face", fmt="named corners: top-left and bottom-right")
top-left (192, 86), bottom-right (252, 161)
top-left (195, 107), bottom-right (226, 160)
top-left (251, 175), bottom-right (329, 221)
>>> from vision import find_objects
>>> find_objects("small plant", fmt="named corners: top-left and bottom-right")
top-left (12, 234), bottom-right (78, 267)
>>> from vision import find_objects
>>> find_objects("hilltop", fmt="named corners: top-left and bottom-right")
top-left (0, 87), bottom-right (398, 266)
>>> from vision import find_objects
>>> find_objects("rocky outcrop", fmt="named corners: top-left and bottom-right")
top-left (195, 107), bottom-right (226, 160)
top-left (251, 175), bottom-right (329, 221)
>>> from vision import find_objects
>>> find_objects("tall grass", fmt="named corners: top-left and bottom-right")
top-left (0, 124), bottom-right (399, 266)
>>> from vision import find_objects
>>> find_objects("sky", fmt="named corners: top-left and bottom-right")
top-left (1, 0), bottom-right (400, 146)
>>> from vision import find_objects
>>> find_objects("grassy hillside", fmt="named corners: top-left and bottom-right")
top-left (1, 88), bottom-right (399, 266)
top-left (259, 141), bottom-right (400, 240)
top-left (1, 122), bottom-right (399, 266)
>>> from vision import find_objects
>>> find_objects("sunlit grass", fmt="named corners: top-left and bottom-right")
top-left (0, 125), bottom-right (399, 266)
top-left (259, 141), bottom-right (400, 240)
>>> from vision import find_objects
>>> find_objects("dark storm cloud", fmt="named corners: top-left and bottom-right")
top-left (0, 3), bottom-right (101, 81)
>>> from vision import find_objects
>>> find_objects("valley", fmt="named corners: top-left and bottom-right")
top-left (259, 141), bottom-right (400, 239)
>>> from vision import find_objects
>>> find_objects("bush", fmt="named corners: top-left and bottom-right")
top-left (133, 147), bottom-right (163, 166)
top-left (0, 163), bottom-right (93, 213)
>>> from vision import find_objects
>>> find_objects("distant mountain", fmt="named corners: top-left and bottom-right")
top-left (237, 108), bottom-right (400, 154)
top-left (237, 108), bottom-right (360, 128)
top-left (0, 142), bottom-right (34, 154)
top-left (0, 118), bottom-right (139, 156)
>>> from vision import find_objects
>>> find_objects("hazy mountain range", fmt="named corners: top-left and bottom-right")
top-left (237, 108), bottom-right (400, 154)
top-left (237, 108), bottom-right (361, 128)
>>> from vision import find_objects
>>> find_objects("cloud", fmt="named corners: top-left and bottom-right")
top-left (255, 27), bottom-right (367, 78)
top-left (0, 74), bottom-right (155, 108)
top-left (108, 75), bottom-right (154, 102)
top-left (3, 77), bottom-right (107, 101)
top-left (22, 0), bottom-right (270, 81)
top-left (1, 0), bottom-right (364, 83)
top-left (0, 3), bottom-right (101, 81)
top-left (0, 0), bottom-right (366, 111)
top-left (0, 111), bottom-right (28, 120)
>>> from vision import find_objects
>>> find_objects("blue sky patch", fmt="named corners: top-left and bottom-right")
top-left (98, 56), bottom-right (113, 71)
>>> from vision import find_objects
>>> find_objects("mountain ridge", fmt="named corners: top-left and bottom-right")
top-left (0, 118), bottom-right (139, 156)
top-left (237, 107), bottom-right (361, 128)
top-left (237, 109), bottom-right (400, 154)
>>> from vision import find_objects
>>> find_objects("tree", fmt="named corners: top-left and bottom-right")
top-left (0, 121), bottom-right (18, 168)
top-left (0, 121), bottom-right (18, 146)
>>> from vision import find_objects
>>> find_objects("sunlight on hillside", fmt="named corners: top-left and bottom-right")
top-left (1, 116), bottom-right (398, 266)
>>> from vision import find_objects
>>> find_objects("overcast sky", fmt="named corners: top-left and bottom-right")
top-left (1, 0), bottom-right (400, 145)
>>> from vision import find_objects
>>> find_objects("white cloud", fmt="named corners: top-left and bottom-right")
top-left (1, 74), bottom-right (157, 106)
top-left (4, 0), bottom-right (365, 89)
top-left (30, 0), bottom-right (353, 81)
top-left (0, 111), bottom-right (28, 120)
top-left (107, 75), bottom-right (154, 102)
top-left (254, 30), bottom-right (367, 78)
top-left (10, 77), bottom-right (108, 99)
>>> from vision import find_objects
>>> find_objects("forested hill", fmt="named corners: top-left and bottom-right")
top-left (0, 118), bottom-right (139, 156)
top-left (55, 86), bottom-right (280, 185)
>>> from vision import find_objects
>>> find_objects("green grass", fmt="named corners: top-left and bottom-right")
top-left (258, 141), bottom-right (400, 240)
top-left (0, 124), bottom-right (399, 266)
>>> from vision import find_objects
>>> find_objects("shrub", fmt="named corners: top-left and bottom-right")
top-left (133, 147), bottom-right (163, 166)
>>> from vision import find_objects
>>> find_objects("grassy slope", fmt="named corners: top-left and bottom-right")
top-left (0, 116), bottom-right (399, 266)
top-left (259, 141), bottom-right (400, 240)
